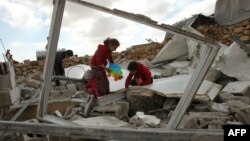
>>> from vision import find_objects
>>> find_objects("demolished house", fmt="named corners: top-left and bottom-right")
top-left (0, 0), bottom-right (250, 140)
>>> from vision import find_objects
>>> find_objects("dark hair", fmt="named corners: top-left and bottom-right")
top-left (104, 38), bottom-right (120, 48)
top-left (65, 50), bottom-right (73, 56)
top-left (127, 61), bottom-right (137, 71)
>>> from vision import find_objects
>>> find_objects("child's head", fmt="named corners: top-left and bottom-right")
top-left (65, 50), bottom-right (73, 58)
top-left (104, 38), bottom-right (120, 51)
top-left (127, 61), bottom-right (137, 74)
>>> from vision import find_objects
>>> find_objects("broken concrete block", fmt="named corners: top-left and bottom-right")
top-left (162, 98), bottom-right (178, 110)
top-left (20, 87), bottom-right (35, 98)
top-left (151, 35), bottom-right (188, 64)
top-left (26, 79), bottom-right (41, 88)
top-left (227, 100), bottom-right (249, 113)
top-left (213, 42), bottom-right (250, 81)
top-left (235, 107), bottom-right (250, 124)
top-left (0, 74), bottom-right (15, 89)
top-left (60, 89), bottom-right (74, 97)
top-left (50, 90), bottom-right (61, 98)
top-left (91, 101), bottom-right (129, 119)
top-left (129, 112), bottom-right (160, 128)
top-left (73, 116), bottom-right (128, 127)
top-left (0, 87), bottom-right (20, 108)
top-left (126, 88), bottom-right (162, 116)
top-left (209, 102), bottom-right (230, 113)
top-left (222, 81), bottom-right (250, 97)
top-left (207, 119), bottom-right (225, 129)
top-left (179, 112), bottom-right (231, 129)
top-left (205, 69), bottom-right (222, 82)
top-left (66, 83), bottom-right (77, 94)
top-left (220, 92), bottom-right (250, 104)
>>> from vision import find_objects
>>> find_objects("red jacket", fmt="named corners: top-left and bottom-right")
top-left (125, 62), bottom-right (152, 88)
top-left (91, 44), bottom-right (114, 66)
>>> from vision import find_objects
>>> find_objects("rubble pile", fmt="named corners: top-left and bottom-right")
top-left (195, 19), bottom-right (250, 46)
top-left (122, 42), bottom-right (165, 61)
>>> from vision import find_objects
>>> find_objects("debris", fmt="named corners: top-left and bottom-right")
top-left (151, 35), bottom-right (188, 64)
top-left (126, 88), bottom-right (163, 116)
top-left (214, 42), bottom-right (250, 81)
top-left (129, 112), bottom-right (160, 128)
top-left (227, 100), bottom-right (249, 113)
top-left (91, 101), bottom-right (129, 119)
top-left (162, 98), bottom-right (178, 110)
top-left (20, 87), bottom-right (35, 98)
top-left (219, 92), bottom-right (250, 104)
top-left (179, 112), bottom-right (231, 129)
top-left (82, 95), bottom-right (96, 117)
top-left (25, 79), bottom-right (41, 88)
top-left (209, 102), bottom-right (230, 113)
top-left (221, 81), bottom-right (250, 97)
top-left (97, 89), bottom-right (126, 106)
top-left (54, 110), bottom-right (63, 118)
top-left (142, 75), bottom-right (222, 102)
top-left (0, 87), bottom-right (20, 108)
top-left (73, 116), bottom-right (128, 127)
top-left (235, 107), bottom-right (250, 124)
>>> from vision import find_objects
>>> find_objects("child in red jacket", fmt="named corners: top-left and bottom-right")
top-left (125, 61), bottom-right (153, 89)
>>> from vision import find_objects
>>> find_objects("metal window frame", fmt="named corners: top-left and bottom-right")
top-left (0, 0), bottom-right (222, 140)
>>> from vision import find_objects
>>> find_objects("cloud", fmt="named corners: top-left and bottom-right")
top-left (0, 0), bottom-right (50, 29)
top-left (165, 0), bottom-right (217, 24)
top-left (0, 0), bottom-right (217, 62)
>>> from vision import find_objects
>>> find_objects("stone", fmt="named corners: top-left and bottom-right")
top-left (240, 36), bottom-right (249, 41)
top-left (26, 79), bottom-right (41, 88)
top-left (30, 61), bottom-right (38, 66)
top-left (245, 25), bottom-right (250, 30)
top-left (243, 30), bottom-right (250, 35)
top-left (233, 27), bottom-right (244, 33)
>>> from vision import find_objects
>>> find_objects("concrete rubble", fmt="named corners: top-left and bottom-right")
top-left (0, 7), bottom-right (250, 140)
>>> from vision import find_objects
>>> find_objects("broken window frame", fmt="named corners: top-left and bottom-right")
top-left (0, 0), bottom-right (222, 140)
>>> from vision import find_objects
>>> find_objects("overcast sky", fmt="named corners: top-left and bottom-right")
top-left (0, 0), bottom-right (216, 62)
